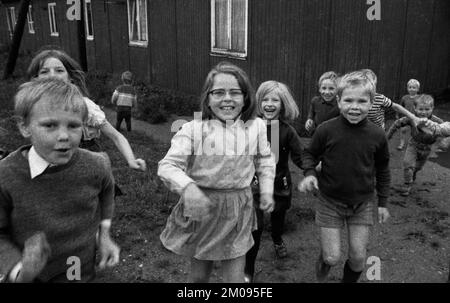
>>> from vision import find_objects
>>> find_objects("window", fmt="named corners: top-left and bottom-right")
top-left (127, 0), bottom-right (148, 47)
top-left (211, 0), bottom-right (248, 58)
top-left (27, 5), bottom-right (35, 34)
top-left (84, 0), bottom-right (94, 40)
top-left (5, 7), bottom-right (16, 38)
top-left (48, 3), bottom-right (58, 37)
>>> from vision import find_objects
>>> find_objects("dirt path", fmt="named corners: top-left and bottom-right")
top-left (102, 108), bottom-right (450, 283)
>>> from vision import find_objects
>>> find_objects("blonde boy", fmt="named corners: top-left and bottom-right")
top-left (397, 79), bottom-right (420, 150)
top-left (299, 71), bottom-right (390, 283)
top-left (0, 78), bottom-right (120, 282)
top-left (387, 94), bottom-right (443, 196)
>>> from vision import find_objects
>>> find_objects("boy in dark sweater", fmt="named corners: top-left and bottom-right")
top-left (0, 78), bottom-right (120, 283)
top-left (299, 71), bottom-right (390, 283)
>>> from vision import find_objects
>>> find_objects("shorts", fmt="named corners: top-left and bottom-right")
top-left (315, 193), bottom-right (374, 228)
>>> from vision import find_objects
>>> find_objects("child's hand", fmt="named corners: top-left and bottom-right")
top-left (183, 183), bottom-right (213, 221)
top-left (98, 234), bottom-right (120, 270)
top-left (298, 176), bottom-right (318, 193)
top-left (415, 117), bottom-right (428, 128)
top-left (305, 119), bottom-right (314, 132)
top-left (17, 232), bottom-right (51, 283)
top-left (129, 158), bottom-right (147, 171)
top-left (378, 207), bottom-right (390, 224)
top-left (259, 193), bottom-right (275, 213)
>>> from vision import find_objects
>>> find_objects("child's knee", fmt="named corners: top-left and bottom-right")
top-left (323, 252), bottom-right (341, 266)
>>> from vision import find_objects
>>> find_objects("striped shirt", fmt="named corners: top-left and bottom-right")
top-left (368, 93), bottom-right (393, 129)
top-left (112, 84), bottom-right (137, 108)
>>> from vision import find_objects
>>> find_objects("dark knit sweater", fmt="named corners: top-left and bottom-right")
top-left (266, 120), bottom-right (305, 195)
top-left (0, 145), bottom-right (114, 282)
top-left (307, 96), bottom-right (340, 127)
top-left (303, 115), bottom-right (390, 207)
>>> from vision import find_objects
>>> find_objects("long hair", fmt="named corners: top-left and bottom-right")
top-left (199, 61), bottom-right (256, 122)
top-left (26, 48), bottom-right (89, 97)
top-left (256, 80), bottom-right (299, 121)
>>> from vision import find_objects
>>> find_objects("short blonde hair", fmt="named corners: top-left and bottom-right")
top-left (337, 70), bottom-right (376, 102)
top-left (256, 81), bottom-right (299, 121)
top-left (414, 94), bottom-right (434, 108)
top-left (318, 71), bottom-right (338, 88)
top-left (407, 79), bottom-right (420, 89)
top-left (121, 71), bottom-right (133, 84)
top-left (360, 69), bottom-right (378, 91)
top-left (15, 78), bottom-right (88, 125)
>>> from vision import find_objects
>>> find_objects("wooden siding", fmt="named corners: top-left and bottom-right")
top-left (1, 0), bottom-right (449, 129)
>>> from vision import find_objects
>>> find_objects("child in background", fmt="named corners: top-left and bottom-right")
top-left (388, 94), bottom-right (443, 196)
top-left (0, 78), bottom-right (119, 282)
top-left (305, 71), bottom-right (340, 136)
top-left (112, 71), bottom-right (137, 132)
top-left (158, 62), bottom-right (276, 283)
top-left (244, 81), bottom-right (305, 282)
top-left (299, 71), bottom-right (390, 283)
top-left (26, 49), bottom-right (146, 171)
top-left (362, 69), bottom-right (419, 130)
top-left (397, 79), bottom-right (420, 150)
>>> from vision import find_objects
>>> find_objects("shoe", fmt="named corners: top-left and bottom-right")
top-left (315, 254), bottom-right (331, 282)
top-left (274, 241), bottom-right (288, 259)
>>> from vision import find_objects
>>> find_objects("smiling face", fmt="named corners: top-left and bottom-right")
top-left (260, 90), bottom-right (282, 121)
top-left (19, 96), bottom-right (84, 165)
top-left (414, 102), bottom-right (433, 118)
top-left (208, 73), bottom-right (244, 122)
top-left (319, 79), bottom-right (337, 102)
top-left (38, 57), bottom-right (70, 82)
top-left (407, 83), bottom-right (419, 97)
top-left (338, 86), bottom-right (372, 124)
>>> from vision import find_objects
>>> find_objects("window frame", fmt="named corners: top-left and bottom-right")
top-left (48, 2), bottom-right (59, 37)
top-left (6, 6), bottom-right (16, 38)
top-left (84, 0), bottom-right (94, 40)
top-left (126, 0), bottom-right (148, 47)
top-left (27, 4), bottom-right (35, 34)
top-left (210, 0), bottom-right (248, 59)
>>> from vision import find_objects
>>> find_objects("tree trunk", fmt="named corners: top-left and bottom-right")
top-left (2, 0), bottom-right (31, 79)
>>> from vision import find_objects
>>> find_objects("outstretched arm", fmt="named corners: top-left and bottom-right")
top-left (100, 121), bottom-right (146, 171)
top-left (391, 103), bottom-right (420, 126)
top-left (386, 118), bottom-right (408, 140)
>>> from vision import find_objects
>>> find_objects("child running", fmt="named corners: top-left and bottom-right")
top-left (299, 71), bottom-right (390, 283)
top-left (362, 69), bottom-right (420, 130)
top-left (244, 81), bottom-right (305, 282)
top-left (387, 94), bottom-right (443, 196)
top-left (26, 48), bottom-right (146, 172)
top-left (397, 79), bottom-right (421, 150)
top-left (305, 71), bottom-right (340, 136)
top-left (0, 78), bottom-right (119, 282)
top-left (158, 62), bottom-right (276, 283)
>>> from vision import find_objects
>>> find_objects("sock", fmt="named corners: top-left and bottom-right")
top-left (342, 260), bottom-right (363, 283)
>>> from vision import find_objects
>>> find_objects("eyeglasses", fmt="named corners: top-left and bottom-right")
top-left (209, 89), bottom-right (244, 100)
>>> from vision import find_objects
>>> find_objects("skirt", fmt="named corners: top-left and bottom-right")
top-left (160, 187), bottom-right (257, 261)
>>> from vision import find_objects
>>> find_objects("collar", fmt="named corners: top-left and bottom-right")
top-left (28, 146), bottom-right (51, 179)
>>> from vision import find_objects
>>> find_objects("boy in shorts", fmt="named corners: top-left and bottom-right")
top-left (299, 71), bottom-right (390, 283)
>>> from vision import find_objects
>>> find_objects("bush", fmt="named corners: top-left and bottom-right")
top-left (134, 81), bottom-right (198, 124)
top-left (85, 70), bottom-right (115, 107)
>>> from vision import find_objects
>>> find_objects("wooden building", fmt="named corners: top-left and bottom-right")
top-left (1, 0), bottom-right (449, 125)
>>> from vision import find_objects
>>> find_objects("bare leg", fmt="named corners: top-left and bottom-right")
top-left (222, 255), bottom-right (246, 283)
top-left (188, 258), bottom-right (214, 283)
top-left (320, 227), bottom-right (341, 266)
top-left (343, 224), bottom-right (370, 282)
